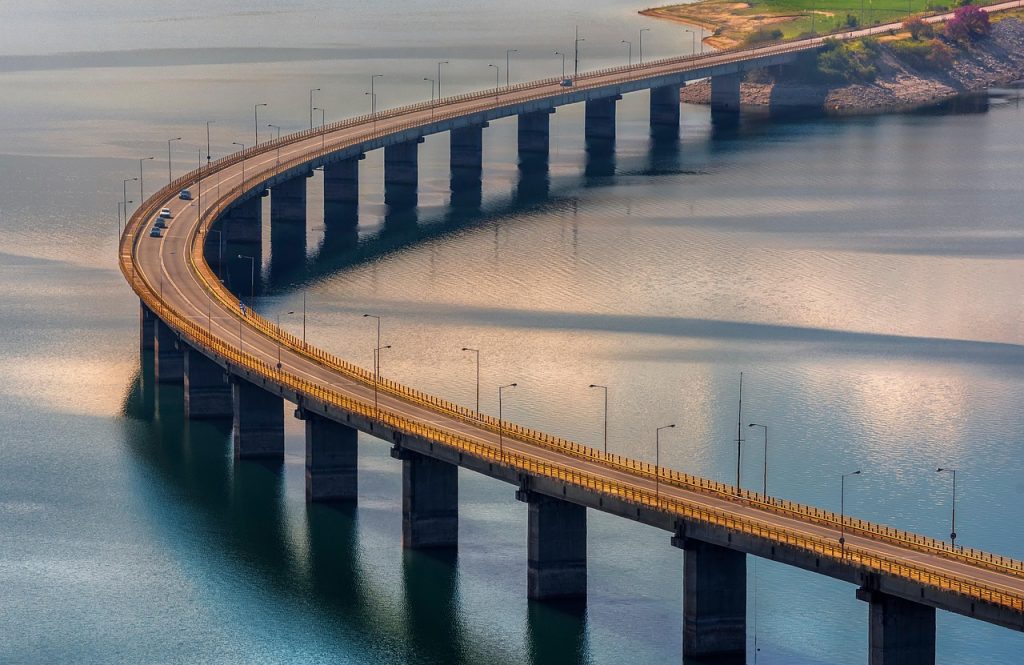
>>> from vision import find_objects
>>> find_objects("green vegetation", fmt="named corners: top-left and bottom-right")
top-left (889, 37), bottom-right (954, 67)
top-left (815, 38), bottom-right (882, 81)
top-left (739, 0), bottom-right (937, 39)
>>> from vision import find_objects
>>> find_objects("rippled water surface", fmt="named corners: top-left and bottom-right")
top-left (2, 2), bottom-right (1024, 664)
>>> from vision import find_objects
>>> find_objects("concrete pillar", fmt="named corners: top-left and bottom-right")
top-left (183, 347), bottom-right (231, 419)
top-left (271, 174), bottom-right (308, 225)
top-left (222, 197), bottom-right (262, 297)
top-left (384, 138), bottom-right (423, 208)
top-left (857, 589), bottom-right (936, 665)
top-left (304, 412), bottom-right (358, 502)
top-left (324, 156), bottom-right (362, 227)
top-left (680, 539), bottom-right (746, 660)
top-left (517, 109), bottom-right (553, 167)
top-left (232, 378), bottom-right (284, 460)
top-left (450, 125), bottom-right (485, 209)
top-left (139, 301), bottom-right (155, 352)
top-left (270, 175), bottom-right (308, 279)
top-left (711, 73), bottom-right (742, 113)
top-left (650, 84), bottom-right (682, 135)
top-left (400, 450), bottom-right (458, 549)
top-left (154, 318), bottom-right (184, 384)
top-left (585, 96), bottom-right (620, 142)
top-left (523, 492), bottom-right (587, 601)
top-left (222, 196), bottom-right (262, 245)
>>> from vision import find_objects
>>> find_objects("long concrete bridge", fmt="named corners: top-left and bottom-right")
top-left (122, 9), bottom-right (1024, 663)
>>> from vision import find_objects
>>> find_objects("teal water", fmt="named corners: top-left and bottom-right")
top-left (2, 2), bottom-right (1024, 663)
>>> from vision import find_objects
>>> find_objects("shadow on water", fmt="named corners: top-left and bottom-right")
top-left (527, 601), bottom-right (589, 665)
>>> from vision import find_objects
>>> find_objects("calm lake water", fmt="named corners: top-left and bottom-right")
top-left (2, 2), bottom-right (1024, 663)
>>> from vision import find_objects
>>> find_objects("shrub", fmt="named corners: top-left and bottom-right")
top-left (744, 27), bottom-right (784, 45)
top-left (889, 38), bottom-right (954, 69)
top-left (903, 17), bottom-right (935, 40)
top-left (845, 14), bottom-right (860, 28)
top-left (946, 4), bottom-right (991, 42)
top-left (816, 38), bottom-right (880, 82)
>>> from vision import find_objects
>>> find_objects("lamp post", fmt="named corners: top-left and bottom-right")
top-left (506, 48), bottom-right (518, 86)
top-left (589, 384), bottom-right (608, 454)
top-left (684, 29), bottom-right (697, 55)
top-left (424, 77), bottom-right (435, 102)
top-left (276, 310), bottom-right (294, 369)
top-left (656, 424), bottom-right (676, 501)
top-left (639, 27), bottom-right (650, 65)
top-left (748, 423), bottom-right (768, 495)
top-left (488, 64), bottom-right (500, 97)
top-left (139, 156), bottom-right (154, 204)
top-left (300, 290), bottom-right (307, 345)
top-left (370, 74), bottom-right (383, 116)
top-left (232, 142), bottom-right (246, 183)
top-left (363, 314), bottom-right (381, 378)
top-left (254, 103), bottom-right (267, 145)
top-left (936, 467), bottom-right (958, 548)
top-left (461, 347), bottom-right (480, 412)
top-left (123, 177), bottom-right (137, 217)
top-left (437, 61), bottom-right (448, 98)
top-left (237, 253), bottom-right (255, 300)
top-left (117, 200), bottom-right (133, 237)
top-left (498, 383), bottom-right (518, 458)
top-left (621, 40), bottom-right (632, 67)
top-left (372, 344), bottom-right (391, 414)
top-left (554, 51), bottom-right (566, 79)
top-left (574, 25), bottom-right (585, 79)
top-left (206, 120), bottom-right (215, 165)
top-left (267, 124), bottom-right (281, 166)
top-left (167, 137), bottom-right (181, 183)
top-left (840, 470), bottom-right (862, 557)
top-left (309, 87), bottom-right (320, 130)
top-left (313, 107), bottom-right (326, 149)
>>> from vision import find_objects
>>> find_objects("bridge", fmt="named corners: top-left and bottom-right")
top-left (121, 8), bottom-right (1024, 663)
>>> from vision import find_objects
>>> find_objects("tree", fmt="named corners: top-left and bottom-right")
top-left (945, 4), bottom-right (990, 42)
top-left (903, 17), bottom-right (934, 40)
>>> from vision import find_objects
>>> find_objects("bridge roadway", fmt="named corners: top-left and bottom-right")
top-left (124, 6), bottom-right (1024, 660)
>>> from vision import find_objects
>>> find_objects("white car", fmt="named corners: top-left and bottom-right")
top-left (159, 208), bottom-right (173, 218)
top-left (179, 190), bottom-right (192, 201)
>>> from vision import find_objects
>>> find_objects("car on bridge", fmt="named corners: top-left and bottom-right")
top-left (154, 217), bottom-right (167, 229)
top-left (560, 78), bottom-right (573, 87)
top-left (159, 207), bottom-right (173, 218)
top-left (149, 227), bottom-right (162, 238)
top-left (179, 189), bottom-right (192, 201)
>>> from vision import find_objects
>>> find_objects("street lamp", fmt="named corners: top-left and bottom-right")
top-left (639, 27), bottom-right (650, 65)
top-left (372, 344), bottom-right (391, 414)
top-left (621, 40), bottom-right (632, 67)
top-left (276, 310), bottom-right (294, 369)
top-left (936, 467), bottom-right (958, 548)
top-left (254, 103), bottom-right (267, 145)
top-left (840, 470), bottom-right (862, 556)
top-left (313, 107), bottom-right (326, 149)
top-left (309, 87), bottom-right (320, 130)
top-left (655, 424), bottom-right (676, 501)
top-left (424, 77), bottom-right (435, 102)
top-left (506, 48), bottom-right (518, 86)
top-left (748, 423), bottom-right (768, 495)
top-left (370, 74), bottom-right (383, 115)
top-left (237, 253), bottom-right (255, 301)
top-left (683, 29), bottom-right (697, 55)
top-left (231, 142), bottom-right (246, 183)
top-left (498, 383), bottom-right (518, 458)
top-left (123, 177), bottom-right (137, 217)
top-left (139, 156), bottom-right (154, 204)
top-left (267, 124), bottom-right (281, 166)
top-left (167, 137), bottom-right (182, 183)
top-left (589, 384), bottom-right (608, 454)
top-left (488, 64), bottom-right (500, 97)
top-left (554, 51), bottom-right (566, 79)
top-left (574, 25), bottom-right (585, 79)
top-left (117, 199), bottom-right (133, 237)
top-left (437, 61), bottom-right (449, 98)
top-left (363, 314), bottom-right (381, 378)
top-left (461, 347), bottom-right (480, 412)
top-left (206, 120), bottom-right (215, 164)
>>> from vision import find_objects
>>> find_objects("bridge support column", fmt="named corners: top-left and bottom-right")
top-left (857, 589), bottom-right (936, 665)
top-left (518, 109), bottom-right (553, 168)
top-left (674, 537), bottom-right (746, 660)
top-left (183, 348), bottom-right (231, 419)
top-left (271, 175), bottom-right (308, 275)
top-left (301, 410), bottom-right (358, 502)
top-left (518, 491), bottom-right (587, 601)
top-left (650, 84), bottom-right (682, 136)
top-left (711, 73), bottom-right (742, 113)
top-left (222, 197), bottom-right (262, 297)
top-left (154, 318), bottom-right (184, 384)
top-left (450, 124), bottom-right (486, 209)
top-left (232, 378), bottom-right (284, 460)
top-left (139, 301), bottom-right (155, 352)
top-left (395, 449), bottom-right (458, 549)
top-left (385, 138), bottom-right (423, 209)
top-left (324, 156), bottom-right (362, 225)
top-left (585, 96), bottom-right (620, 143)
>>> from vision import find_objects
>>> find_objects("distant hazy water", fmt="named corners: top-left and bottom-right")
top-left (2, 2), bottom-right (1024, 664)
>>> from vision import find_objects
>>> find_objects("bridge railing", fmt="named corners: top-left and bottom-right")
top-left (122, 22), bottom-right (1024, 587)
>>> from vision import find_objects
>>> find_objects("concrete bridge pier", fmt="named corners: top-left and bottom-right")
top-left (585, 96), bottom-right (620, 144)
top-left (221, 197), bottom-right (262, 298)
top-left (650, 84), bottom-right (682, 137)
top-left (154, 318), bottom-right (184, 384)
top-left (518, 491), bottom-right (587, 601)
top-left (270, 174), bottom-right (309, 276)
top-left (394, 448), bottom-right (458, 549)
top-left (183, 348), bottom-right (232, 419)
top-left (385, 138), bottom-right (424, 209)
top-left (232, 377), bottom-right (284, 460)
top-left (140, 301), bottom-right (156, 353)
top-left (711, 73), bottom-right (742, 113)
top-left (857, 588), bottom-right (936, 665)
top-left (299, 410), bottom-right (358, 502)
top-left (518, 109), bottom-right (554, 169)
top-left (450, 124), bottom-right (487, 209)
top-left (324, 156), bottom-right (362, 227)
top-left (673, 537), bottom-right (746, 661)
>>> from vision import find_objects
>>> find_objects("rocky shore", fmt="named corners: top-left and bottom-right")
top-left (680, 18), bottom-right (1024, 113)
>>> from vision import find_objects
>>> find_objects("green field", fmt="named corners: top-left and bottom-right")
top-left (748, 0), bottom-right (944, 37)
